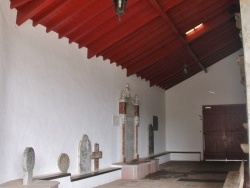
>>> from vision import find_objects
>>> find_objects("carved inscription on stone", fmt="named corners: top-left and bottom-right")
top-left (23, 147), bottom-right (35, 185)
top-left (78, 134), bottom-right (91, 174)
top-left (125, 98), bottom-right (135, 162)
top-left (58, 153), bottom-right (70, 173)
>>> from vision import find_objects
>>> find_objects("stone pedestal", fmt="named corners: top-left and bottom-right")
top-left (113, 159), bottom-right (159, 179)
top-left (0, 179), bottom-right (59, 188)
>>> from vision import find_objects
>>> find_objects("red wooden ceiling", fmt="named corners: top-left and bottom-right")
top-left (10, 0), bottom-right (241, 90)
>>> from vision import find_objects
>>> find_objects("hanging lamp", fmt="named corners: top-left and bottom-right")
top-left (113, 0), bottom-right (128, 20)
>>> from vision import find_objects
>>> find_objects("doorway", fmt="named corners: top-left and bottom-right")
top-left (203, 104), bottom-right (248, 160)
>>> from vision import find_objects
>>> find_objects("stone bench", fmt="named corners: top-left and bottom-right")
top-left (112, 159), bottom-right (159, 179)
top-left (35, 172), bottom-right (71, 181)
top-left (223, 161), bottom-right (244, 188)
top-left (141, 151), bottom-right (201, 161)
top-left (0, 179), bottom-right (59, 188)
top-left (70, 167), bottom-right (121, 182)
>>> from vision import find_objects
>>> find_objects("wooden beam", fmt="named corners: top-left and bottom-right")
top-left (58, 2), bottom-right (113, 40)
top-left (97, 0), bottom-right (186, 59)
top-left (16, 0), bottom-right (53, 26)
top-left (32, 0), bottom-right (72, 27)
top-left (10, 0), bottom-right (32, 9)
top-left (113, 27), bottom-right (172, 66)
top-left (151, 38), bottom-right (240, 87)
top-left (87, 6), bottom-right (158, 58)
top-left (148, 0), bottom-right (207, 73)
top-left (46, 0), bottom-right (94, 33)
top-left (126, 41), bottom-right (183, 76)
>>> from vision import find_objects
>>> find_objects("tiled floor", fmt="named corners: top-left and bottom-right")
top-left (95, 161), bottom-right (241, 188)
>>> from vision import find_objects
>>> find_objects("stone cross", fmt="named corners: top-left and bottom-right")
top-left (23, 147), bottom-right (35, 185)
top-left (78, 134), bottom-right (91, 174)
top-left (91, 143), bottom-right (102, 171)
top-left (58, 153), bottom-right (70, 173)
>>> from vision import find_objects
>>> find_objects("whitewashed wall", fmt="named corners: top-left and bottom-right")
top-left (0, 2), bottom-right (166, 187)
top-left (165, 51), bottom-right (246, 161)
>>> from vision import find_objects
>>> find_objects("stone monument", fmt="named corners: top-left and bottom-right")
top-left (78, 134), bottom-right (91, 174)
top-left (91, 143), bottom-right (102, 171)
top-left (119, 84), bottom-right (140, 163)
top-left (57, 153), bottom-right (70, 173)
top-left (148, 124), bottom-right (154, 155)
top-left (23, 147), bottom-right (35, 185)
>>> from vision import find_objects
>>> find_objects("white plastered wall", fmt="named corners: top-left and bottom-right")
top-left (0, 2), bottom-right (166, 187)
top-left (165, 51), bottom-right (246, 161)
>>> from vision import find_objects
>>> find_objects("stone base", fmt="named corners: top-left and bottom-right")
top-left (0, 179), bottom-right (59, 188)
top-left (113, 159), bottom-right (159, 179)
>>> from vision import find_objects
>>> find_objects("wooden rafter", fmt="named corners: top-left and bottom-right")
top-left (16, 0), bottom-right (54, 26)
top-left (10, 0), bottom-right (32, 9)
top-left (147, 0), bottom-right (207, 73)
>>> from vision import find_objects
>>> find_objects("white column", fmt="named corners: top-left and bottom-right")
top-left (240, 0), bottom-right (250, 170)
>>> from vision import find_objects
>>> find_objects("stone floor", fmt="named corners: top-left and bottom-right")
top-left (95, 161), bottom-right (243, 188)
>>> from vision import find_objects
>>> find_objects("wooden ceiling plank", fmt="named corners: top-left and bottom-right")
top-left (10, 0), bottom-right (32, 9)
top-left (151, 38), bottom-right (241, 87)
top-left (126, 41), bottom-right (183, 76)
top-left (121, 36), bottom-right (177, 68)
top-left (32, 0), bottom-right (72, 27)
top-left (16, 0), bottom-right (54, 26)
top-left (46, 0), bottom-right (94, 33)
top-left (186, 12), bottom-right (236, 43)
top-left (148, 0), bottom-right (207, 73)
top-left (87, 10), bottom-right (158, 58)
top-left (65, 0), bottom-right (139, 42)
top-left (79, 1), bottom-right (153, 49)
top-left (112, 27), bottom-right (172, 65)
top-left (59, 1), bottom-right (119, 41)
top-left (102, 19), bottom-right (162, 60)
top-left (141, 53), bottom-right (185, 80)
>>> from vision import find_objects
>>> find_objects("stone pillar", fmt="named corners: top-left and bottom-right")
top-left (134, 95), bottom-right (139, 160)
top-left (240, 0), bottom-right (250, 175)
top-left (119, 92), bottom-right (126, 163)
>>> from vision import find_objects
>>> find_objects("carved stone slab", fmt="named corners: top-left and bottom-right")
top-left (58, 153), bottom-right (70, 173)
top-left (124, 98), bottom-right (135, 161)
top-left (148, 124), bottom-right (154, 156)
top-left (23, 147), bottom-right (35, 185)
top-left (91, 143), bottom-right (102, 171)
top-left (78, 134), bottom-right (91, 174)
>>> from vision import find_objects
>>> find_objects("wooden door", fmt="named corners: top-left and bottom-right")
top-left (203, 104), bottom-right (248, 160)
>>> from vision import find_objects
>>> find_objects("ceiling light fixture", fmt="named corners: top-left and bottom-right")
top-left (185, 23), bottom-right (203, 35)
top-left (113, 0), bottom-right (128, 20)
top-left (183, 64), bottom-right (189, 75)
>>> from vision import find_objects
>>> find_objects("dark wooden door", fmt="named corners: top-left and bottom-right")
top-left (203, 104), bottom-right (248, 160)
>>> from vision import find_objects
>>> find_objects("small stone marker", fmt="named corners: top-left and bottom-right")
top-left (23, 147), bottom-right (35, 185)
top-left (58, 153), bottom-right (70, 173)
top-left (78, 134), bottom-right (91, 174)
top-left (91, 143), bottom-right (102, 171)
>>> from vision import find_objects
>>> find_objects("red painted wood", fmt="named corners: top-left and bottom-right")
top-left (150, 37), bottom-right (239, 87)
top-left (10, 0), bottom-right (32, 9)
top-left (16, 0), bottom-right (55, 26)
top-left (127, 41), bottom-right (183, 76)
top-left (32, 0), bottom-right (72, 27)
top-left (121, 35), bottom-right (177, 68)
top-left (12, 0), bottom-right (241, 90)
top-left (186, 14), bottom-right (237, 43)
top-left (79, 1), bottom-right (153, 49)
top-left (45, 0), bottom-right (94, 33)
top-left (113, 26), bottom-right (173, 66)
top-left (59, 2), bottom-right (113, 40)
top-left (69, 7), bottom-right (116, 46)
top-left (102, 19), bottom-right (163, 61)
